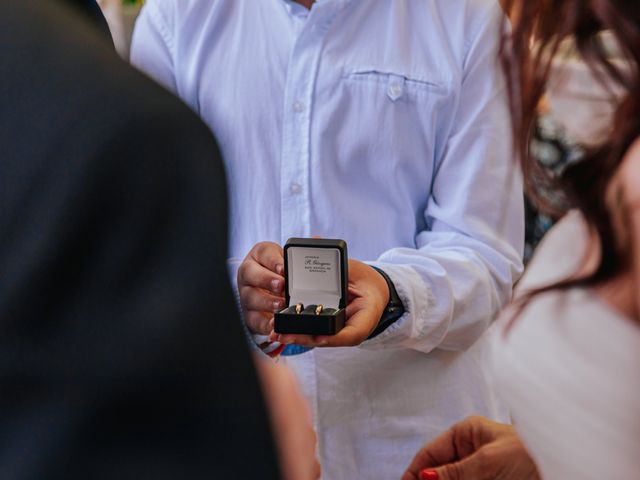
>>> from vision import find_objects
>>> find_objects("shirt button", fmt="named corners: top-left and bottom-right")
top-left (290, 182), bottom-right (302, 194)
top-left (293, 101), bottom-right (305, 113)
top-left (389, 84), bottom-right (402, 97)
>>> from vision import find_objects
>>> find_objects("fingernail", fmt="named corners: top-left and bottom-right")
top-left (275, 264), bottom-right (284, 275)
top-left (318, 340), bottom-right (329, 346)
top-left (420, 470), bottom-right (438, 480)
top-left (271, 279), bottom-right (281, 292)
top-left (273, 300), bottom-right (282, 311)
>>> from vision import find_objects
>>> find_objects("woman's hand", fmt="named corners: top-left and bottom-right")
top-left (402, 416), bottom-right (539, 480)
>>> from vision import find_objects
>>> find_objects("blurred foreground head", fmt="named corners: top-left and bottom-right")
top-left (0, 1), bottom-right (280, 478)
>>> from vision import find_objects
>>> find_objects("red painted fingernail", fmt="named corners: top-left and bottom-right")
top-left (420, 470), bottom-right (438, 480)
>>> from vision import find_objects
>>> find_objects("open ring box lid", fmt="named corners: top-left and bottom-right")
top-left (274, 238), bottom-right (348, 335)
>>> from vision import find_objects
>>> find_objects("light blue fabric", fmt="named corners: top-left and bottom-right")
top-left (281, 344), bottom-right (313, 356)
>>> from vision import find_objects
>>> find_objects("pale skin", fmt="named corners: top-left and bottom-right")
top-left (565, 138), bottom-right (640, 323)
top-left (596, 138), bottom-right (640, 324)
top-left (402, 139), bottom-right (640, 479)
top-left (402, 417), bottom-right (540, 480)
top-left (254, 359), bottom-right (321, 480)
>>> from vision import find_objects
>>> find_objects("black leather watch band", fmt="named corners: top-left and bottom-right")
top-left (368, 266), bottom-right (405, 339)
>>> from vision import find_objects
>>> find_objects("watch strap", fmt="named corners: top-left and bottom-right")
top-left (368, 266), bottom-right (405, 339)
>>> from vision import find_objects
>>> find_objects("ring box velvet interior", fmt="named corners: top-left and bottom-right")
top-left (274, 238), bottom-right (348, 335)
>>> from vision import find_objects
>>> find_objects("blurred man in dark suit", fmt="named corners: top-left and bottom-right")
top-left (0, 1), bottom-right (289, 478)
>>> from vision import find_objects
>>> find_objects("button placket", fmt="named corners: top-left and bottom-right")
top-left (278, 0), bottom-right (353, 454)
top-left (279, 8), bottom-right (335, 244)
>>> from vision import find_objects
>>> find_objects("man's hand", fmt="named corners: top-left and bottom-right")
top-left (402, 416), bottom-right (539, 480)
top-left (271, 259), bottom-right (390, 347)
top-left (237, 242), bottom-right (285, 335)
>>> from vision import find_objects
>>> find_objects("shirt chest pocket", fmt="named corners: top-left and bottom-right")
top-left (337, 67), bottom-right (452, 164)
top-left (342, 69), bottom-right (449, 104)
top-left (331, 68), bottom-right (451, 195)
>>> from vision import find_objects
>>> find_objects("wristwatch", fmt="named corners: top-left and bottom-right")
top-left (369, 266), bottom-right (405, 339)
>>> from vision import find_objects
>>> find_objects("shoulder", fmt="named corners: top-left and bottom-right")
top-left (398, 0), bottom-right (504, 72)
top-left (7, 0), bottom-right (222, 189)
top-left (88, 67), bottom-right (224, 201)
top-left (460, 0), bottom-right (505, 51)
top-left (431, 0), bottom-right (505, 31)
top-left (423, 0), bottom-right (506, 65)
top-left (134, 0), bottom-right (229, 55)
top-left (139, 0), bottom-right (222, 27)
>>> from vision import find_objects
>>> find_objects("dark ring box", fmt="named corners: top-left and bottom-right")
top-left (274, 238), bottom-right (348, 335)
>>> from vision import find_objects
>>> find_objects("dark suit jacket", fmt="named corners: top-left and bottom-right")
top-left (0, 1), bottom-right (280, 478)
top-left (57, 0), bottom-right (114, 44)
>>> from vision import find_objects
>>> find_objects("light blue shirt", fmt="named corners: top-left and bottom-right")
top-left (132, 1), bottom-right (524, 478)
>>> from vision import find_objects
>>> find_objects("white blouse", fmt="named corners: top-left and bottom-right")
top-left (492, 211), bottom-right (640, 479)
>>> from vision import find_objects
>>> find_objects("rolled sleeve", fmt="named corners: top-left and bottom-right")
top-left (361, 4), bottom-right (524, 353)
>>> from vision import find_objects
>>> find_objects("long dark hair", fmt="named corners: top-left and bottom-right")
top-left (500, 0), bottom-right (640, 307)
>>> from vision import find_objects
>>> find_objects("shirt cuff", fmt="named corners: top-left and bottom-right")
top-left (360, 263), bottom-right (432, 350)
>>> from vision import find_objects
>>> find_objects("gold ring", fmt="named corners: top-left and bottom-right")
top-left (315, 304), bottom-right (323, 315)
top-left (295, 303), bottom-right (304, 314)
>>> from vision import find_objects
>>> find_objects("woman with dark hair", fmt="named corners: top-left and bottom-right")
top-left (403, 1), bottom-right (640, 479)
